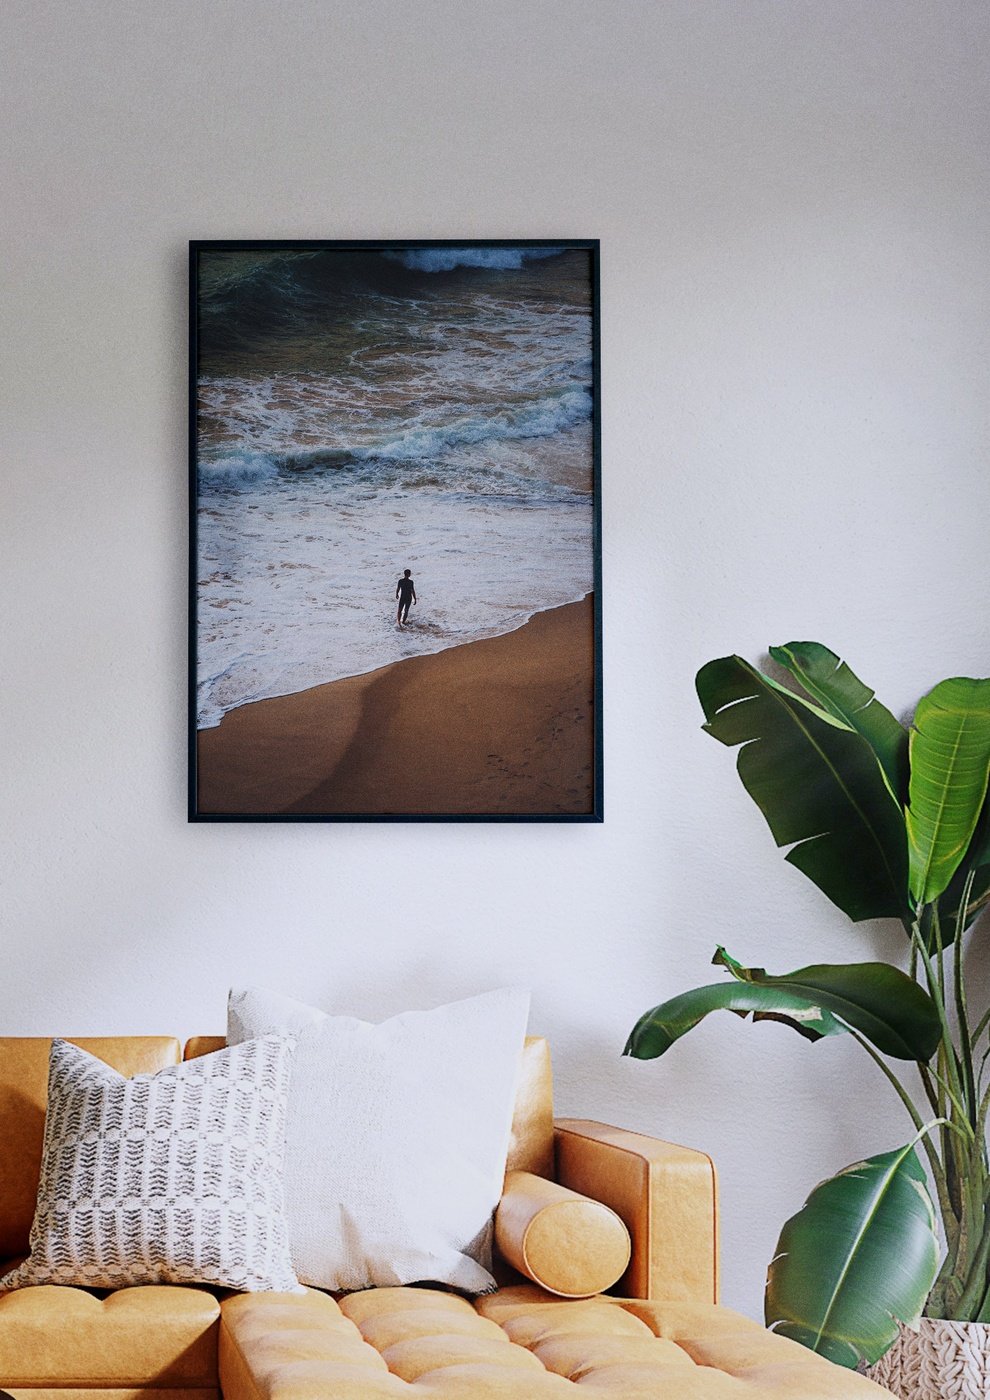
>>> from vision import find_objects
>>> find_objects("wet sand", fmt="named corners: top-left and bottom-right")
top-left (196, 596), bottom-right (597, 817)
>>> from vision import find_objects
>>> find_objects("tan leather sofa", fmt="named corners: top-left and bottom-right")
top-left (0, 1035), bottom-right (889, 1399)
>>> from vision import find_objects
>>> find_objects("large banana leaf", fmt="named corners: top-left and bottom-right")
top-left (926, 796), bottom-right (990, 945)
top-left (625, 982), bottom-right (846, 1058)
top-left (625, 948), bottom-right (940, 1061)
top-left (769, 642), bottom-right (909, 802)
top-left (766, 1143), bottom-right (939, 1368)
top-left (906, 677), bottom-right (990, 907)
top-left (713, 947), bottom-right (940, 1059)
top-left (697, 657), bottom-right (911, 927)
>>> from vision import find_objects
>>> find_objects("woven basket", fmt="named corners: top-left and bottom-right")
top-left (867, 1320), bottom-right (990, 1399)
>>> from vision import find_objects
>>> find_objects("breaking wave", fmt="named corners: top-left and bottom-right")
top-left (198, 452), bottom-right (280, 491)
top-left (384, 247), bottom-right (566, 274)
top-left (198, 388), bottom-right (592, 492)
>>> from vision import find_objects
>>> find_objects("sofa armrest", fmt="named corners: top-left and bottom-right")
top-left (554, 1119), bottom-right (719, 1304)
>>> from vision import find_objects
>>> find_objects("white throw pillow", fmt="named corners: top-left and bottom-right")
top-left (227, 985), bottom-right (530, 1293)
top-left (1, 1036), bottom-right (301, 1293)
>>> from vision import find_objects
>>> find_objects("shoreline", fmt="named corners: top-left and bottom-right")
top-left (196, 595), bottom-right (596, 816)
top-left (198, 590), bottom-right (593, 733)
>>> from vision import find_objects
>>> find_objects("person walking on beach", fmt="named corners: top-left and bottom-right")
top-left (396, 568), bottom-right (417, 625)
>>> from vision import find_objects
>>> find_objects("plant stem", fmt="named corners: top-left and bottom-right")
top-left (951, 880), bottom-right (979, 1129)
top-left (926, 1062), bottom-right (976, 1139)
top-left (975, 1173), bottom-right (990, 1323)
top-left (846, 1026), bottom-right (952, 1223)
top-left (918, 1062), bottom-right (943, 1117)
top-left (909, 912), bottom-right (987, 1310)
top-left (926, 880), bottom-right (990, 1322)
top-left (952, 1147), bottom-right (990, 1319)
top-left (913, 924), bottom-right (968, 1115)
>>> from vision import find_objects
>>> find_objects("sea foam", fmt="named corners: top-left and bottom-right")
top-left (198, 451), bottom-right (280, 491)
top-left (385, 247), bottom-right (565, 273)
top-left (196, 453), bottom-right (593, 729)
top-left (364, 387), bottom-right (590, 458)
top-left (197, 378), bottom-right (593, 491)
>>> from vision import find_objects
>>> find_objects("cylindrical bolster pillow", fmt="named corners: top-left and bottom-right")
top-left (495, 1169), bottom-right (631, 1298)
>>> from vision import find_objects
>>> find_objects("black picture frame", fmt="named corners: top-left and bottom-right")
top-left (189, 239), bottom-right (602, 822)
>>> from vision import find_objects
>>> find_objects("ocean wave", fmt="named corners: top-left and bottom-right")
top-left (383, 247), bottom-right (566, 274)
top-left (198, 388), bottom-right (592, 491)
top-left (196, 245), bottom-right (592, 379)
top-left (198, 250), bottom-right (322, 303)
top-left (198, 452), bottom-right (280, 491)
top-left (359, 387), bottom-right (592, 460)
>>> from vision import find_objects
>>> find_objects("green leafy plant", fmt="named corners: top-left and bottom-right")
top-left (765, 1139), bottom-right (940, 1369)
top-left (626, 644), bottom-right (990, 1367)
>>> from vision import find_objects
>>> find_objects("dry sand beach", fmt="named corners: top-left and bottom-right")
top-left (196, 595), bottom-right (596, 816)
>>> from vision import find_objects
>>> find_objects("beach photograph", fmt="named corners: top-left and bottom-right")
top-left (189, 241), bottom-right (601, 820)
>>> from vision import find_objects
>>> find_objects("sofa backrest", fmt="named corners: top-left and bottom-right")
top-left (0, 1032), bottom-right (555, 1261)
top-left (0, 1037), bottom-right (182, 1258)
top-left (184, 1033), bottom-right (555, 1179)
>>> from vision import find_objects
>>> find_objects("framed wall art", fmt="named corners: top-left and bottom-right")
top-left (189, 239), bottom-right (601, 821)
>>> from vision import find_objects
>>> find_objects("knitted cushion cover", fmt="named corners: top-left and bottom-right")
top-left (227, 985), bottom-right (531, 1294)
top-left (0, 1035), bottom-right (300, 1293)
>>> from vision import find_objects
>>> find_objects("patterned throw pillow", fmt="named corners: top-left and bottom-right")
top-left (1, 1035), bottom-right (301, 1293)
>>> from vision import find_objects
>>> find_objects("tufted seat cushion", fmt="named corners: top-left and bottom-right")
top-left (0, 1280), bottom-right (220, 1391)
top-left (220, 1283), bottom-right (888, 1399)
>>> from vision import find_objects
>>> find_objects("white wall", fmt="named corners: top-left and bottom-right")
top-left (3, 0), bottom-right (989, 1319)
